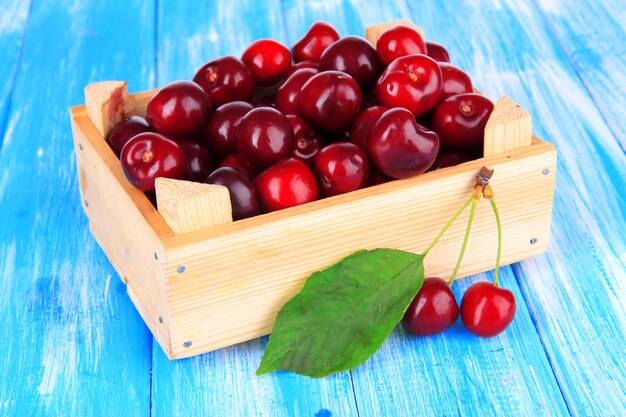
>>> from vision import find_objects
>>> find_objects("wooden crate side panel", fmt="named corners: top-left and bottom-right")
top-left (164, 143), bottom-right (557, 358)
top-left (71, 110), bottom-right (175, 357)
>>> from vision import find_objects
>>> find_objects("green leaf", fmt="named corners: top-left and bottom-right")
top-left (257, 248), bottom-right (424, 378)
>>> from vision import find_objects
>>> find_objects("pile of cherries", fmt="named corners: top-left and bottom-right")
top-left (110, 22), bottom-right (494, 220)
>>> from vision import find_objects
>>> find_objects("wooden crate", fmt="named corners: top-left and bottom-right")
top-left (70, 28), bottom-right (557, 360)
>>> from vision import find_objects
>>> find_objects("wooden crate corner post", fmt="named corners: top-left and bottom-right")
top-left (84, 80), bottom-right (137, 137)
top-left (155, 178), bottom-right (233, 236)
top-left (484, 96), bottom-right (533, 156)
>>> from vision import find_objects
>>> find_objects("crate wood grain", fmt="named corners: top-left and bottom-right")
top-left (70, 86), bottom-right (556, 358)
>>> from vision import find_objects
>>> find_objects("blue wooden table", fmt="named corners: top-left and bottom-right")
top-left (1, 0), bottom-right (624, 416)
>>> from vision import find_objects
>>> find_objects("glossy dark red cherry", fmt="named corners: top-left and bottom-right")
top-left (431, 93), bottom-right (494, 152)
top-left (219, 153), bottom-right (258, 180)
top-left (376, 54), bottom-right (443, 117)
top-left (314, 142), bottom-right (370, 197)
top-left (236, 107), bottom-right (294, 170)
top-left (275, 68), bottom-right (318, 115)
top-left (429, 151), bottom-right (471, 171)
top-left (205, 101), bottom-right (253, 158)
top-left (349, 105), bottom-right (389, 150)
top-left (206, 167), bottom-right (260, 220)
top-left (461, 282), bottom-right (516, 337)
top-left (292, 21), bottom-right (340, 63)
top-left (285, 61), bottom-right (319, 79)
top-left (146, 80), bottom-right (212, 140)
top-left (107, 116), bottom-right (152, 156)
top-left (376, 25), bottom-right (426, 66)
top-left (177, 141), bottom-right (215, 182)
top-left (120, 132), bottom-right (187, 192)
top-left (193, 56), bottom-right (255, 107)
top-left (402, 277), bottom-right (459, 336)
top-left (425, 41), bottom-right (450, 63)
top-left (367, 108), bottom-right (439, 179)
top-left (319, 36), bottom-right (383, 87)
top-left (439, 63), bottom-right (473, 101)
top-left (299, 71), bottom-right (362, 133)
top-left (286, 115), bottom-right (323, 166)
top-left (242, 39), bottom-right (292, 86)
top-left (255, 157), bottom-right (318, 212)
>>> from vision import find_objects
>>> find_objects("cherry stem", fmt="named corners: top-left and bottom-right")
top-left (422, 195), bottom-right (473, 256)
top-left (489, 198), bottom-right (502, 287)
top-left (448, 197), bottom-right (477, 287)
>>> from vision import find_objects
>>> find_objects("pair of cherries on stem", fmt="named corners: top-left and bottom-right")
top-left (402, 170), bottom-right (516, 338)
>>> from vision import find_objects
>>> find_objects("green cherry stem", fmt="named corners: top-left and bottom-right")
top-left (448, 197), bottom-right (477, 287)
top-left (489, 198), bottom-right (502, 287)
top-left (422, 195), bottom-right (473, 256)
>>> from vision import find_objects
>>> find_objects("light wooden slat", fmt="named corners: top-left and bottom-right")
top-left (0, 1), bottom-right (155, 416)
top-left (149, 1), bottom-right (360, 416)
top-left (162, 141), bottom-right (555, 357)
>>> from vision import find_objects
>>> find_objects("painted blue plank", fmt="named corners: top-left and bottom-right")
top-left (150, 1), bottom-right (358, 416)
top-left (390, 0), bottom-right (626, 416)
top-left (0, 1), bottom-right (156, 416)
top-left (532, 0), bottom-right (626, 152)
top-left (0, 0), bottom-right (31, 147)
top-left (281, 1), bottom-right (571, 415)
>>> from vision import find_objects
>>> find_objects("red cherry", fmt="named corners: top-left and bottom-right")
top-left (314, 142), bottom-right (370, 197)
top-left (376, 25), bottom-right (426, 66)
top-left (193, 56), bottom-right (255, 107)
top-left (219, 154), bottom-right (258, 180)
top-left (120, 132), bottom-right (187, 192)
top-left (431, 93), bottom-right (494, 152)
top-left (242, 39), bottom-right (292, 86)
top-left (177, 141), bottom-right (216, 182)
top-left (292, 21), bottom-right (340, 63)
top-left (206, 167), bottom-right (260, 220)
top-left (319, 36), bottom-right (383, 87)
top-left (205, 101), bottom-right (253, 158)
top-left (425, 41), bottom-right (450, 63)
top-left (251, 98), bottom-right (276, 108)
top-left (429, 151), bottom-right (472, 171)
top-left (275, 68), bottom-right (318, 115)
top-left (402, 277), bottom-right (459, 336)
top-left (461, 282), bottom-right (516, 337)
top-left (235, 107), bottom-right (294, 170)
top-left (255, 157), bottom-right (318, 212)
top-left (367, 108), bottom-right (439, 179)
top-left (147, 80), bottom-right (212, 140)
top-left (376, 54), bottom-right (443, 117)
top-left (107, 116), bottom-right (152, 156)
top-left (439, 63), bottom-right (473, 101)
top-left (286, 115), bottom-right (323, 166)
top-left (349, 105), bottom-right (389, 150)
top-left (285, 61), bottom-right (319, 79)
top-left (299, 71), bottom-right (362, 133)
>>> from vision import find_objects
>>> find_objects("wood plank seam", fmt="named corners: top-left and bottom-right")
top-left (527, 0), bottom-right (626, 154)
top-left (0, 0), bottom-right (33, 150)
